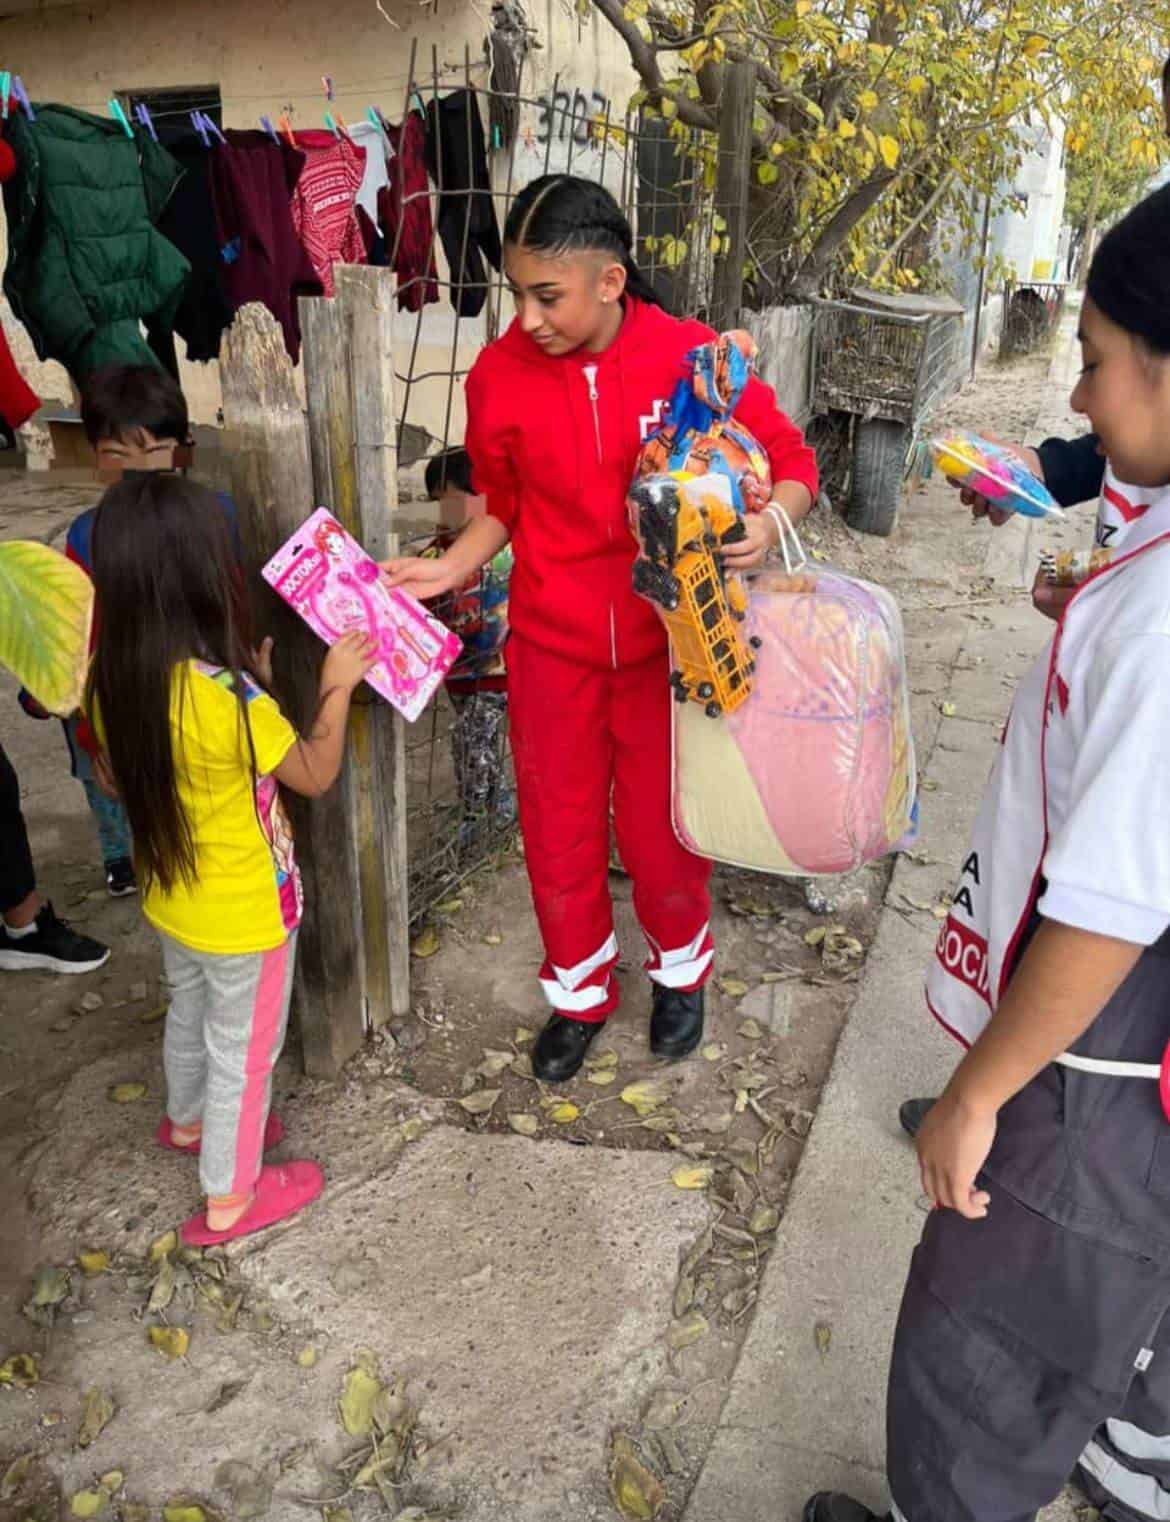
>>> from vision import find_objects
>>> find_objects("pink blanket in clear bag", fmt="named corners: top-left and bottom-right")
top-left (673, 566), bottom-right (916, 876)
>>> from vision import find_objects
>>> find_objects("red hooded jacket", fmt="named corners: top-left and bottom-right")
top-left (465, 297), bottom-right (819, 671)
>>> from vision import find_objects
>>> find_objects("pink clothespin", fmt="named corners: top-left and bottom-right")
top-left (322, 75), bottom-right (334, 102)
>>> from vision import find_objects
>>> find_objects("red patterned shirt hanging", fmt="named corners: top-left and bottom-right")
top-left (289, 130), bottom-right (367, 297)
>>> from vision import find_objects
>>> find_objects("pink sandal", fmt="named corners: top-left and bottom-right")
top-left (156, 1111), bottom-right (285, 1156)
top-left (180, 1161), bottom-right (324, 1247)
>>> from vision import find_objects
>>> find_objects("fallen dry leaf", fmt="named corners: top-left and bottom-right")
top-left (585, 1047), bottom-right (620, 1070)
top-left (98, 1473), bottom-right (123, 1494)
top-left (70, 1489), bottom-right (108, 1518)
top-left (457, 1089), bottom-right (501, 1116)
top-left (668, 1310), bottom-right (709, 1350)
top-left (803, 927), bottom-right (827, 947)
top-left (640, 1110), bottom-right (682, 1133)
top-left (78, 1387), bottom-right (116, 1448)
top-left (78, 1250), bottom-right (111, 1277)
top-left (940, 701), bottom-right (957, 718)
top-left (121, 1506), bottom-right (151, 1522)
top-left (547, 1100), bottom-right (580, 1124)
top-left (694, 1107), bottom-right (734, 1135)
top-left (297, 1346), bottom-right (318, 1370)
top-left (484, 932), bottom-right (503, 946)
top-left (586, 1069), bottom-right (617, 1086)
top-left (162, 1505), bottom-right (208, 1522)
top-left (411, 925), bottom-right (440, 959)
top-left (434, 896), bottom-right (464, 914)
top-left (139, 1002), bottom-right (168, 1024)
top-left (507, 1112), bottom-right (540, 1136)
top-left (30, 1264), bottom-right (70, 1308)
top-left (748, 1203), bottom-right (780, 1235)
top-left (339, 1361), bottom-right (384, 1436)
top-left (149, 1230), bottom-right (178, 1263)
top-left (643, 1390), bottom-right (685, 1430)
top-left (513, 1025), bottom-right (534, 1044)
top-left (737, 1017), bottom-right (765, 1040)
top-left (0, 1353), bottom-right (38, 1387)
top-left (478, 1050), bottom-right (513, 1078)
top-left (815, 1320), bottom-right (832, 1357)
top-left (620, 1079), bottom-right (670, 1117)
top-left (204, 1379), bottom-right (249, 1414)
top-left (717, 976), bottom-right (748, 998)
top-left (1, 1453), bottom-right (32, 1500)
top-left (611, 1435), bottom-right (665, 1520)
top-left (148, 1326), bottom-right (189, 1360)
top-left (671, 1163), bottom-right (714, 1190)
top-left (149, 1256), bottom-right (176, 1312)
top-left (700, 1042), bottom-right (725, 1062)
top-left (107, 1082), bottom-right (146, 1104)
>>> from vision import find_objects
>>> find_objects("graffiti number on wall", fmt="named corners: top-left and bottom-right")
top-left (535, 88), bottom-right (611, 147)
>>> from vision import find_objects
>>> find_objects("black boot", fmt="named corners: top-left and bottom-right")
top-left (531, 1014), bottom-right (605, 1083)
top-left (650, 985), bottom-right (704, 1059)
top-left (804, 1494), bottom-right (888, 1522)
top-left (899, 1096), bottom-right (936, 1139)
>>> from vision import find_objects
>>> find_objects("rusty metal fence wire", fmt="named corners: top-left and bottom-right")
top-left (387, 42), bottom-right (728, 927)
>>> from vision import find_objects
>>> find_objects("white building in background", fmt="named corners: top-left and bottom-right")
top-left (989, 114), bottom-right (1069, 281)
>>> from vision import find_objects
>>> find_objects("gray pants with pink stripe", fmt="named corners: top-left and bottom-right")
top-left (159, 932), bottom-right (297, 1198)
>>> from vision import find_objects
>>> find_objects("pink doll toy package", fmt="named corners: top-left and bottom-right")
top-left (262, 508), bottom-right (462, 723)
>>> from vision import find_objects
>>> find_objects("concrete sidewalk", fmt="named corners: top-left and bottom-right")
top-left (684, 330), bottom-right (1088, 1522)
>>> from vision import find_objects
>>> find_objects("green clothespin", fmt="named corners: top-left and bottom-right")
top-left (367, 105), bottom-right (383, 133)
top-left (108, 97), bottom-right (134, 138)
top-left (324, 110), bottom-right (339, 137)
top-left (0, 74), bottom-right (11, 121)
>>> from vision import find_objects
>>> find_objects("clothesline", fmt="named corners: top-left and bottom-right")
top-left (52, 59), bottom-right (492, 117)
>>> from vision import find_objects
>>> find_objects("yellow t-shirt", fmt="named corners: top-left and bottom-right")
top-left (140, 661), bottom-right (302, 955)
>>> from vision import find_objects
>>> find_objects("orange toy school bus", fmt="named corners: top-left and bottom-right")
top-left (629, 473), bottom-right (758, 717)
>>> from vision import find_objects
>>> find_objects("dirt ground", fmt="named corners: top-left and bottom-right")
top-left (0, 346), bottom-right (1053, 1522)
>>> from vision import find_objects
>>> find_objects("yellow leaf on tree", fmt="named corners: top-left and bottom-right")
top-left (858, 89), bottom-right (878, 112)
top-left (837, 118), bottom-right (857, 139)
top-left (908, 74), bottom-right (929, 95)
top-left (795, 0), bottom-right (812, 14)
top-left (878, 135), bottom-right (900, 169)
top-left (758, 161), bottom-right (780, 186)
top-left (1023, 34), bottom-right (1046, 57)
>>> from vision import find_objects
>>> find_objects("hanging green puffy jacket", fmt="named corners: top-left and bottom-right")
top-left (3, 105), bottom-right (191, 383)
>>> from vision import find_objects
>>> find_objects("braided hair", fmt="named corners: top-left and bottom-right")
top-left (503, 174), bottom-right (665, 310)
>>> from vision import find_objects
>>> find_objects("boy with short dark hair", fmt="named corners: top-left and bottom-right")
top-left (20, 365), bottom-right (238, 897)
top-left (423, 448), bottom-right (514, 853)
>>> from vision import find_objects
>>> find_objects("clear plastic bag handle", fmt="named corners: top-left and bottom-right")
top-left (764, 504), bottom-right (808, 574)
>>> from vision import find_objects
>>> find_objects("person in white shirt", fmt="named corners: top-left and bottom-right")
top-left (807, 183), bottom-right (1170, 1522)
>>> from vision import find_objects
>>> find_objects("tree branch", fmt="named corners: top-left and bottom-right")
top-left (590, 0), bottom-right (718, 130)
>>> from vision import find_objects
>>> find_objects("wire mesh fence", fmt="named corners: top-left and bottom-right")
top-left (386, 44), bottom-right (731, 926)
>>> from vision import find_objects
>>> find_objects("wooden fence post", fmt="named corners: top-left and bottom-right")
top-left (220, 303), bottom-right (367, 1076)
top-left (712, 60), bottom-right (755, 331)
top-left (301, 267), bottom-right (411, 1030)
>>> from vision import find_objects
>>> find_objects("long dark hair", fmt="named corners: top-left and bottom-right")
top-left (503, 174), bottom-right (665, 310)
top-left (1087, 184), bottom-right (1170, 356)
top-left (85, 473), bottom-right (257, 895)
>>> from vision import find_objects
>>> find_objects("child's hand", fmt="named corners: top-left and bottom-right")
top-left (916, 1089), bottom-right (996, 1219)
top-left (322, 631), bottom-right (380, 693)
top-left (381, 555), bottom-right (457, 602)
top-left (251, 637), bottom-right (275, 689)
top-left (720, 513), bottom-right (773, 572)
top-left (1030, 566), bottom-right (1075, 623)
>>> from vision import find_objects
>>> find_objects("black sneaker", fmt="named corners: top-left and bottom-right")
top-left (105, 857), bottom-right (137, 898)
top-left (804, 1493), bottom-right (888, 1522)
top-left (650, 985), bottom-right (705, 1059)
top-left (0, 902), bottom-right (110, 975)
top-left (899, 1096), bottom-right (936, 1139)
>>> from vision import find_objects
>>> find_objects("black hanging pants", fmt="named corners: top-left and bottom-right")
top-left (425, 91), bottom-right (501, 319)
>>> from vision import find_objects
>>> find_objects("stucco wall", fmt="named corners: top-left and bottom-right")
top-left (1, 0), bottom-right (637, 452)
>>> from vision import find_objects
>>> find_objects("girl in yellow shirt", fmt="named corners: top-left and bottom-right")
top-left (87, 473), bottom-right (376, 1246)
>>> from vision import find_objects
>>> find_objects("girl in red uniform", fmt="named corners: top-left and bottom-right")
top-left (387, 175), bottom-right (818, 1081)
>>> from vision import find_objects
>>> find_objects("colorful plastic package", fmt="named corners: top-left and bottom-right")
top-left (671, 560), bottom-right (917, 877)
top-left (263, 508), bottom-right (462, 723)
top-left (929, 429), bottom-right (1065, 519)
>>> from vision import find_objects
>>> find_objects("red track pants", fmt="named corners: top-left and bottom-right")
top-left (506, 636), bottom-right (714, 1022)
